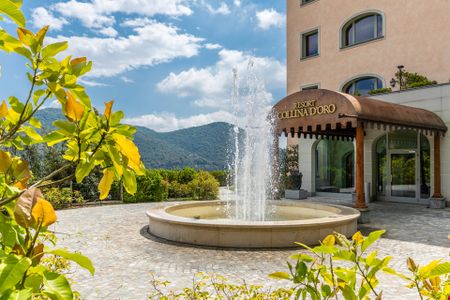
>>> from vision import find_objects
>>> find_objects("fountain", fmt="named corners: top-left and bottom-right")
top-left (146, 61), bottom-right (360, 248)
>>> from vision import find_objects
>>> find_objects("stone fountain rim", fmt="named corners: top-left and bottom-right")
top-left (146, 200), bottom-right (360, 229)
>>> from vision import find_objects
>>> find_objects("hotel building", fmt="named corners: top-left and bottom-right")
top-left (274, 0), bottom-right (450, 207)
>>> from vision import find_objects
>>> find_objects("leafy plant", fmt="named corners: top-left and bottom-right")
top-left (149, 272), bottom-right (294, 300)
top-left (368, 88), bottom-right (392, 95)
top-left (0, 2), bottom-right (143, 298)
top-left (42, 187), bottom-right (84, 209)
top-left (270, 231), bottom-right (450, 300)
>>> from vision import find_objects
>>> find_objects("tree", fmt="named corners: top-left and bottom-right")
top-left (0, 1), bottom-right (144, 298)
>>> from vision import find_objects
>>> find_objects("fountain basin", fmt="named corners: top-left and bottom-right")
top-left (146, 200), bottom-right (360, 248)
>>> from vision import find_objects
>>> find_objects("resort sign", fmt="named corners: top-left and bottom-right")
top-left (277, 100), bottom-right (336, 120)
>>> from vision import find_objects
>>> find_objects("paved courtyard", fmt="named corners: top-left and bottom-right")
top-left (53, 198), bottom-right (450, 299)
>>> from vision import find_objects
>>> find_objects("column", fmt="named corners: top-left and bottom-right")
top-left (432, 134), bottom-right (443, 198)
top-left (355, 127), bottom-right (366, 208)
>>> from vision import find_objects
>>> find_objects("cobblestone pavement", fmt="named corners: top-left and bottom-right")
top-left (53, 198), bottom-right (450, 300)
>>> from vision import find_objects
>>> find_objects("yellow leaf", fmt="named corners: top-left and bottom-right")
top-left (32, 198), bottom-right (57, 227)
top-left (104, 100), bottom-right (113, 120)
top-left (98, 168), bottom-right (114, 200)
top-left (0, 100), bottom-right (8, 118)
top-left (322, 235), bottom-right (335, 246)
top-left (352, 231), bottom-right (364, 245)
top-left (17, 27), bottom-right (34, 46)
top-left (0, 150), bottom-right (12, 173)
top-left (113, 134), bottom-right (141, 171)
top-left (64, 91), bottom-right (84, 122)
top-left (70, 57), bottom-right (86, 66)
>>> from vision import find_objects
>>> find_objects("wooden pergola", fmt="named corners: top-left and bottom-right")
top-left (273, 89), bottom-right (447, 209)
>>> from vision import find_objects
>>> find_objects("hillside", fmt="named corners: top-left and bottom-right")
top-left (34, 108), bottom-right (232, 170)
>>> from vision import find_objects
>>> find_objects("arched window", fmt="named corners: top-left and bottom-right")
top-left (342, 12), bottom-right (384, 47)
top-left (343, 76), bottom-right (383, 96)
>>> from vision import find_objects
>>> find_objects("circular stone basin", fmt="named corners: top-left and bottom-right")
top-left (146, 200), bottom-right (360, 248)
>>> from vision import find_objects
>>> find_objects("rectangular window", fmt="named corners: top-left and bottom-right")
top-left (301, 0), bottom-right (318, 5)
top-left (302, 84), bottom-right (319, 90)
top-left (302, 30), bottom-right (319, 59)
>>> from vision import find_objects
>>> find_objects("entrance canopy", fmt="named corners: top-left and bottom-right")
top-left (273, 89), bottom-right (447, 138)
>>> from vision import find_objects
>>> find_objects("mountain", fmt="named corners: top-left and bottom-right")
top-left (34, 108), bottom-right (232, 170)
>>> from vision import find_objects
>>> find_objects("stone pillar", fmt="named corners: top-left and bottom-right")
top-left (430, 133), bottom-right (446, 208)
top-left (355, 127), bottom-right (366, 209)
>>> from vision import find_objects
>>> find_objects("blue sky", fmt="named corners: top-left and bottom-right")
top-left (0, 0), bottom-right (286, 131)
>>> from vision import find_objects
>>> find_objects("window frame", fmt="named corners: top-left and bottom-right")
top-left (340, 11), bottom-right (385, 49)
top-left (300, 0), bottom-right (319, 6)
top-left (341, 75), bottom-right (384, 96)
top-left (301, 28), bottom-right (320, 60)
top-left (301, 83), bottom-right (320, 91)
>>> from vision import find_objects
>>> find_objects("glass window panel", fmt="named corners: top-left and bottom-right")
top-left (315, 140), bottom-right (354, 193)
top-left (391, 153), bottom-right (416, 198)
top-left (305, 32), bottom-right (318, 57)
top-left (355, 15), bottom-right (375, 43)
top-left (420, 135), bottom-right (431, 198)
top-left (389, 130), bottom-right (418, 149)
top-left (355, 77), bottom-right (377, 96)
top-left (377, 14), bottom-right (383, 37)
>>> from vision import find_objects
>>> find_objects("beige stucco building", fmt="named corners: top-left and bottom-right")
top-left (287, 0), bottom-right (450, 94)
top-left (277, 0), bottom-right (450, 207)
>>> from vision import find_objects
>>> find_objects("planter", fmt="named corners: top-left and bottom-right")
top-left (285, 189), bottom-right (308, 200)
top-left (429, 198), bottom-right (446, 209)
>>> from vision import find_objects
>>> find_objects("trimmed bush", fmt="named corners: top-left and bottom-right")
top-left (189, 171), bottom-right (220, 200)
top-left (43, 187), bottom-right (85, 210)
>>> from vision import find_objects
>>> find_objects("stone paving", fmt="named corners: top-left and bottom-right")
top-left (52, 198), bottom-right (450, 300)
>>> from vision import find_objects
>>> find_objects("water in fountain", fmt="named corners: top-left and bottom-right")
top-left (228, 60), bottom-right (275, 221)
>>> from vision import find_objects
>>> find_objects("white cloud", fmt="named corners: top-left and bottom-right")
top-left (78, 78), bottom-right (109, 87)
top-left (204, 43), bottom-right (222, 50)
top-left (124, 110), bottom-right (234, 132)
top-left (121, 17), bottom-right (153, 28)
top-left (256, 8), bottom-right (285, 30)
top-left (53, 1), bottom-right (115, 29)
top-left (48, 20), bottom-right (203, 77)
top-left (31, 7), bottom-right (68, 31)
top-left (99, 26), bottom-right (118, 37)
top-left (53, 0), bottom-right (192, 29)
top-left (204, 2), bottom-right (230, 15)
top-left (157, 49), bottom-right (285, 109)
top-left (234, 0), bottom-right (241, 7)
top-left (120, 76), bottom-right (134, 83)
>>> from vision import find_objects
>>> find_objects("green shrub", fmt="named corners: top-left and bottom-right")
top-left (209, 170), bottom-right (228, 186)
top-left (189, 171), bottom-right (219, 200)
top-left (177, 167), bottom-right (197, 184)
top-left (43, 187), bottom-right (85, 210)
top-left (168, 181), bottom-right (192, 199)
top-left (368, 87), bottom-right (392, 95)
top-left (123, 169), bottom-right (169, 203)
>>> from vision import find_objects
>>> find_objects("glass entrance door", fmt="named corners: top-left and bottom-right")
top-left (389, 152), bottom-right (418, 201)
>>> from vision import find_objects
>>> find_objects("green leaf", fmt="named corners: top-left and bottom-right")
top-left (361, 230), bottom-right (385, 252)
top-left (42, 42), bottom-right (68, 59)
top-left (0, 288), bottom-right (33, 300)
top-left (75, 161), bottom-right (95, 183)
top-left (46, 249), bottom-right (95, 275)
top-left (42, 271), bottom-right (73, 300)
top-left (43, 131), bottom-right (69, 146)
top-left (430, 262), bottom-right (450, 277)
top-left (70, 86), bottom-right (91, 107)
top-left (29, 117), bottom-right (42, 129)
top-left (289, 253), bottom-right (313, 263)
top-left (0, 255), bottom-right (32, 293)
top-left (122, 169), bottom-right (137, 195)
top-left (53, 120), bottom-right (76, 136)
top-left (0, 0), bottom-right (25, 27)
top-left (269, 272), bottom-right (291, 280)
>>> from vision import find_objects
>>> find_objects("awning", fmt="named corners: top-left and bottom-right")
top-left (273, 89), bottom-right (447, 138)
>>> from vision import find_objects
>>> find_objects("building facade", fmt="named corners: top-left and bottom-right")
top-left (279, 0), bottom-right (450, 206)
